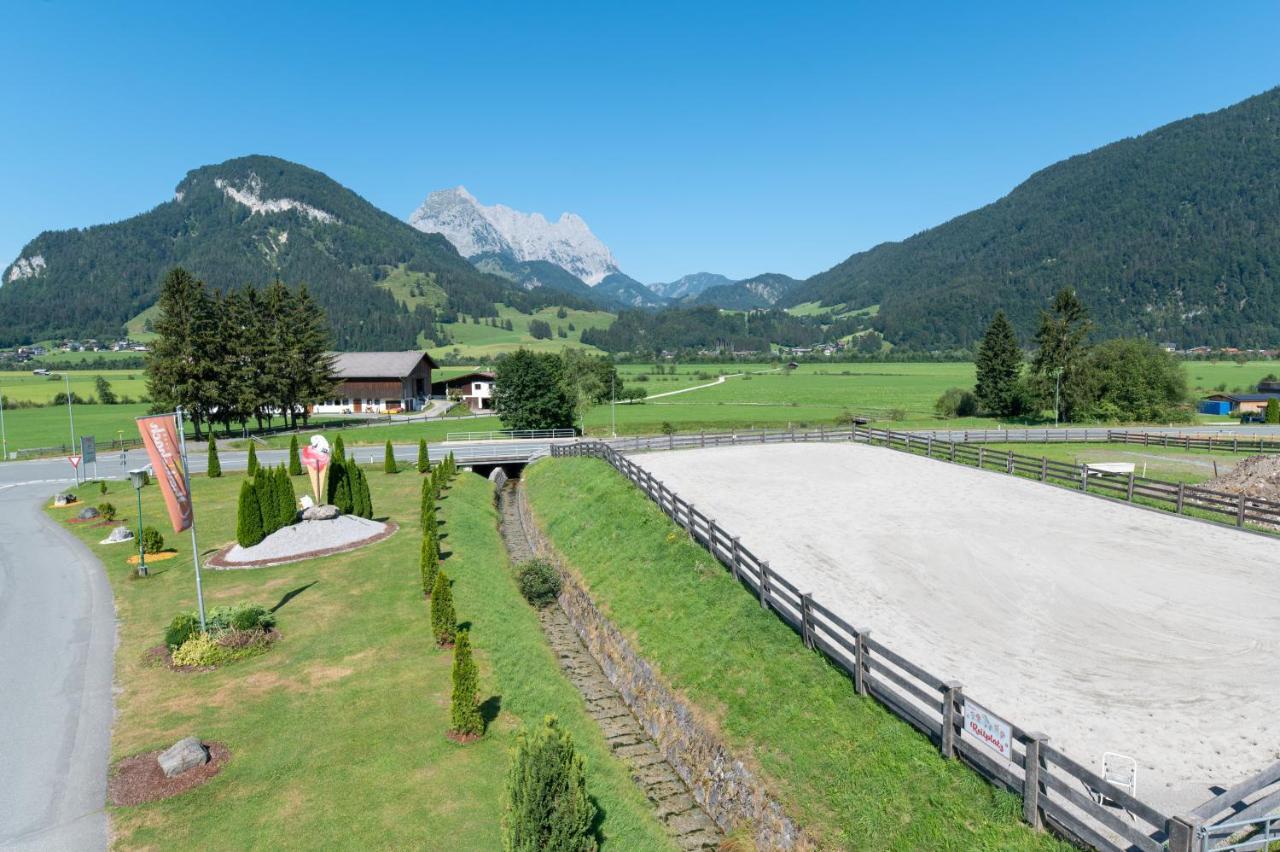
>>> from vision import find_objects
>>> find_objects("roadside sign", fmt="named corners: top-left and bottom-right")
top-left (68, 455), bottom-right (82, 469)
top-left (80, 435), bottom-right (96, 464)
top-left (962, 699), bottom-right (1013, 760)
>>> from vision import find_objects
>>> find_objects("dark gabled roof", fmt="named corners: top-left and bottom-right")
top-left (1206, 393), bottom-right (1280, 402)
top-left (434, 371), bottom-right (495, 386)
top-left (331, 351), bottom-right (438, 379)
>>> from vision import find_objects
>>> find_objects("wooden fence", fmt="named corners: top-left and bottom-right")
top-left (552, 439), bottom-right (1208, 851)
top-left (603, 426), bottom-right (1280, 534)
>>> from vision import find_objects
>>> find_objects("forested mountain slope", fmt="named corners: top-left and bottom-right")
top-left (786, 87), bottom-right (1280, 348)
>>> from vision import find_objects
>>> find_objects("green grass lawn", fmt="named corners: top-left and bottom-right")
top-left (54, 467), bottom-right (670, 849)
top-left (0, 402), bottom-right (153, 454)
top-left (524, 458), bottom-right (1067, 851)
top-left (981, 441), bottom-right (1239, 485)
top-left (431, 304), bottom-right (615, 359)
top-left (0, 369), bottom-right (149, 404)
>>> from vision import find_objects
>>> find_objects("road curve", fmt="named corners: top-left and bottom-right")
top-left (0, 480), bottom-right (115, 850)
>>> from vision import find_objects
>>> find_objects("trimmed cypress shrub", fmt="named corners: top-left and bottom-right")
top-left (449, 629), bottom-right (483, 739)
top-left (333, 434), bottom-right (345, 459)
top-left (254, 471), bottom-right (276, 536)
top-left (236, 479), bottom-right (264, 547)
top-left (384, 440), bottom-right (397, 474)
top-left (417, 438), bottom-right (429, 473)
top-left (430, 570), bottom-right (456, 646)
top-left (502, 715), bottom-right (597, 852)
top-left (420, 478), bottom-right (433, 531)
top-left (276, 465), bottom-right (297, 526)
top-left (420, 525), bottom-right (439, 596)
top-left (288, 434), bottom-right (303, 476)
top-left (356, 465), bottom-right (373, 518)
top-left (207, 434), bottom-right (221, 478)
top-left (246, 442), bottom-right (259, 477)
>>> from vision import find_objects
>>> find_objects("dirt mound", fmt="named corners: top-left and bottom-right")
top-left (1203, 454), bottom-right (1280, 500)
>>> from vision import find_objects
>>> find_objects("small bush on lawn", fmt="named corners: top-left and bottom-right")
top-left (206, 603), bottom-right (276, 633)
top-left (171, 629), bottom-right (273, 668)
top-left (502, 715), bottom-right (597, 851)
top-left (449, 629), bottom-right (483, 739)
top-left (140, 526), bottom-right (165, 554)
top-left (431, 570), bottom-right (456, 646)
top-left (517, 560), bottom-right (560, 608)
top-left (98, 480), bottom-right (108, 495)
top-left (421, 526), bottom-right (439, 597)
top-left (97, 502), bottom-right (117, 521)
top-left (165, 612), bottom-right (200, 650)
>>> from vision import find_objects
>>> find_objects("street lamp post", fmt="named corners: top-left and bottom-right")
top-left (60, 373), bottom-right (78, 484)
top-left (0, 381), bottom-right (7, 462)
top-left (129, 468), bottom-right (148, 577)
top-left (1053, 367), bottom-right (1064, 427)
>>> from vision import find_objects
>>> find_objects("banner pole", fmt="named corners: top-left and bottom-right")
top-left (175, 406), bottom-right (207, 632)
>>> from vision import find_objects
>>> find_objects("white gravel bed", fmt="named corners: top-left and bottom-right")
top-left (633, 442), bottom-right (1280, 816)
top-left (219, 516), bottom-right (388, 566)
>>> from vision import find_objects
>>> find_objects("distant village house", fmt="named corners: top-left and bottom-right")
top-left (431, 371), bottom-right (495, 412)
top-left (311, 351), bottom-right (437, 414)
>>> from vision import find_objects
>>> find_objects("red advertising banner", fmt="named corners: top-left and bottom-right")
top-left (137, 413), bottom-right (193, 533)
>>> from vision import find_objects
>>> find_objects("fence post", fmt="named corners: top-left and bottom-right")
top-left (978, 447), bottom-right (985, 469)
top-left (1176, 483), bottom-right (1185, 514)
top-left (950, 442), bottom-right (956, 463)
top-left (1126, 471), bottom-right (1135, 502)
top-left (854, 629), bottom-right (870, 696)
top-left (927, 436), bottom-right (933, 458)
top-left (1164, 815), bottom-right (1203, 852)
top-left (668, 432), bottom-right (674, 450)
top-left (800, 593), bottom-right (815, 649)
top-left (1237, 494), bottom-right (1246, 527)
top-left (729, 536), bottom-right (741, 581)
top-left (1006, 450), bottom-right (1014, 474)
top-left (1233, 436), bottom-right (1238, 453)
top-left (700, 430), bottom-right (705, 448)
top-left (1022, 732), bottom-right (1048, 830)
top-left (941, 681), bottom-right (963, 759)
top-left (759, 562), bottom-right (771, 610)
top-left (1080, 464), bottom-right (1089, 492)
top-left (1040, 458), bottom-right (1048, 482)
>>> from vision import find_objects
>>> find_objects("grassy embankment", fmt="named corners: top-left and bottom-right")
top-left (524, 458), bottom-right (1068, 851)
top-left (53, 467), bottom-right (670, 849)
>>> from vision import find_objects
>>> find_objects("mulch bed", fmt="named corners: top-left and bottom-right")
top-left (144, 628), bottom-right (282, 673)
top-left (206, 521), bottom-right (399, 569)
top-left (108, 742), bottom-right (230, 806)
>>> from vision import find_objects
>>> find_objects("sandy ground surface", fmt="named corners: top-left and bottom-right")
top-left (633, 443), bottom-right (1280, 816)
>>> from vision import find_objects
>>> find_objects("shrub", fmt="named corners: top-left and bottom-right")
top-left (431, 570), bottom-right (456, 646)
top-left (275, 465), bottom-right (297, 527)
top-left (164, 612), bottom-right (199, 650)
top-left (140, 526), bottom-right (165, 554)
top-left (333, 434), bottom-right (345, 459)
top-left (236, 480), bottom-right (264, 547)
top-left (171, 633), bottom-right (221, 667)
top-left (288, 435), bottom-right (303, 476)
top-left (934, 387), bottom-right (979, 418)
top-left (660, 421), bottom-right (676, 436)
top-left (502, 715), bottom-right (597, 852)
top-left (384, 439), bottom-right (397, 474)
top-left (97, 502), bottom-right (117, 521)
top-left (449, 629), bottom-right (483, 738)
top-left (1267, 398), bottom-right (1280, 424)
top-left (170, 629), bottom-right (272, 668)
top-left (421, 526), bottom-right (439, 596)
top-left (246, 442), bottom-right (259, 476)
top-left (517, 561), bottom-right (560, 608)
top-left (206, 602), bottom-right (276, 633)
top-left (887, 408), bottom-right (908, 421)
top-left (255, 470), bottom-right (277, 536)
top-left (98, 480), bottom-right (108, 495)
top-left (207, 434), bottom-right (221, 477)
top-left (417, 437), bottom-right (430, 473)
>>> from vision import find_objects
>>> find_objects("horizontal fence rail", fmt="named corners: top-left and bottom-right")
top-left (551, 440), bottom-right (1209, 851)
top-left (445, 428), bottom-right (576, 442)
top-left (601, 426), bottom-right (1280, 534)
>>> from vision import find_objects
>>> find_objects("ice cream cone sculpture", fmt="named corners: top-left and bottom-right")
top-left (300, 435), bottom-right (332, 503)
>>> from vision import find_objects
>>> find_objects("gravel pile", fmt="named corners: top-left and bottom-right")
top-left (219, 516), bottom-right (389, 567)
top-left (1203, 454), bottom-right (1280, 500)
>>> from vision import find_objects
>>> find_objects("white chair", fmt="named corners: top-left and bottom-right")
top-left (1095, 752), bottom-right (1138, 809)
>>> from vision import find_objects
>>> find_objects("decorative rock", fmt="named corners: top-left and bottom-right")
top-left (100, 526), bottom-right (135, 544)
top-left (54, 493), bottom-right (77, 507)
top-left (299, 494), bottom-right (315, 510)
top-left (77, 506), bottom-right (101, 520)
top-left (157, 736), bottom-right (209, 778)
top-left (301, 504), bottom-right (340, 521)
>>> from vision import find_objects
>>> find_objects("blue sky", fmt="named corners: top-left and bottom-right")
top-left (2, 1), bottom-right (1279, 284)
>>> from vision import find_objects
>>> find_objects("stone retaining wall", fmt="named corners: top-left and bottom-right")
top-left (513, 486), bottom-right (805, 850)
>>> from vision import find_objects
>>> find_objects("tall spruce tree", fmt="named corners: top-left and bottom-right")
top-left (417, 438), bottom-right (429, 473)
top-left (384, 440), bottom-right (397, 474)
top-left (502, 716), bottom-right (597, 852)
top-left (421, 525), bottom-right (439, 597)
top-left (236, 479), bottom-right (265, 547)
top-left (254, 470), bottom-right (276, 536)
top-left (974, 311), bottom-right (1023, 417)
top-left (146, 267), bottom-right (218, 439)
top-left (431, 570), bottom-right (456, 646)
top-left (1032, 288), bottom-right (1094, 423)
top-left (206, 434), bottom-right (221, 478)
top-left (449, 630), bottom-right (483, 739)
top-left (247, 442), bottom-right (259, 476)
top-left (288, 434), bottom-right (303, 476)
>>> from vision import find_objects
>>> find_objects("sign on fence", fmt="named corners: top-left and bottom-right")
top-left (963, 699), bottom-right (1013, 760)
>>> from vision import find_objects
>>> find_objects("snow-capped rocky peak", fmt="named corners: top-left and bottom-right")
top-left (409, 186), bottom-right (619, 285)
top-left (215, 173), bottom-right (338, 224)
top-left (5, 254), bottom-right (46, 284)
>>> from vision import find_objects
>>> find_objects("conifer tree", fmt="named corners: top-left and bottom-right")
top-left (417, 438), bottom-right (429, 473)
top-left (288, 434), bottom-right (303, 476)
top-left (254, 470), bottom-right (276, 536)
top-left (421, 478), bottom-right (433, 531)
top-left (333, 458), bottom-right (354, 514)
top-left (421, 525), bottom-right (439, 597)
top-left (431, 570), bottom-right (456, 646)
top-left (207, 434), bottom-right (221, 478)
top-left (355, 465), bottom-right (373, 518)
top-left (236, 479), bottom-right (265, 547)
top-left (502, 716), bottom-right (597, 851)
top-left (247, 441), bottom-right (259, 477)
top-left (333, 434), bottom-right (345, 459)
top-left (422, 489), bottom-right (437, 537)
top-left (449, 630), bottom-right (483, 739)
top-left (384, 440), bottom-right (397, 474)
top-left (975, 310), bottom-right (1024, 417)
top-left (277, 464), bottom-right (297, 525)
top-left (1268, 398), bottom-right (1280, 424)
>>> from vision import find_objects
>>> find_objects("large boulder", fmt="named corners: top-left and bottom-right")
top-left (76, 506), bottom-right (100, 521)
top-left (100, 526), bottom-right (134, 544)
top-left (301, 504), bottom-right (340, 521)
top-left (54, 493), bottom-right (77, 507)
top-left (157, 736), bottom-right (209, 777)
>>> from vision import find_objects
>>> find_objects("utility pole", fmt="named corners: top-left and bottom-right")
top-left (1053, 367), bottom-right (1064, 427)
top-left (611, 371), bottom-right (617, 437)
top-left (0, 380), bottom-right (7, 462)
top-left (63, 373), bottom-right (78, 483)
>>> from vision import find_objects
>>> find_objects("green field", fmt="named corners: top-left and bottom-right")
top-left (1184, 359), bottom-right (1280, 395)
top-left (377, 263), bottom-right (448, 311)
top-left (0, 369), bottom-right (148, 404)
top-left (55, 467), bottom-right (670, 849)
top-left (0, 402), bottom-right (153, 455)
top-left (525, 459), bottom-right (1066, 850)
top-left (430, 304), bottom-right (615, 359)
top-left (982, 441), bottom-right (1236, 485)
